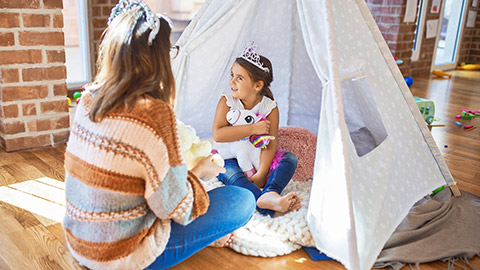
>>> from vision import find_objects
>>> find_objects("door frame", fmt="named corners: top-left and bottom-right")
top-left (430, 0), bottom-right (469, 71)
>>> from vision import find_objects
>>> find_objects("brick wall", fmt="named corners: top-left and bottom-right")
top-left (366, 0), bottom-right (416, 76)
top-left (459, 4), bottom-right (480, 64)
top-left (90, 0), bottom-right (116, 64)
top-left (367, 0), bottom-right (480, 76)
top-left (0, 0), bottom-right (69, 152)
top-left (409, 0), bottom-right (442, 75)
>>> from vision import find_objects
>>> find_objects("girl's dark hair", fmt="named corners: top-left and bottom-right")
top-left (89, 8), bottom-right (175, 122)
top-left (235, 55), bottom-right (274, 100)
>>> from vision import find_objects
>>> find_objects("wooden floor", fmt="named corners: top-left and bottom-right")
top-left (0, 70), bottom-right (479, 270)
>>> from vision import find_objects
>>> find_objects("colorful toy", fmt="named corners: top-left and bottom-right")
top-left (215, 109), bottom-right (274, 178)
top-left (432, 69), bottom-right (452, 78)
top-left (432, 185), bottom-right (445, 195)
top-left (405, 76), bottom-right (413, 87)
top-left (73, 91), bottom-right (82, 104)
top-left (67, 97), bottom-right (72, 106)
top-left (250, 134), bottom-right (275, 149)
top-left (413, 96), bottom-right (435, 124)
top-left (456, 63), bottom-right (480, 71)
top-left (455, 121), bottom-right (462, 126)
top-left (176, 120), bottom-right (224, 171)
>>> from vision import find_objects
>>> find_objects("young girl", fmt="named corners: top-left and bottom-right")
top-left (213, 42), bottom-right (301, 217)
top-left (63, 1), bottom-right (255, 269)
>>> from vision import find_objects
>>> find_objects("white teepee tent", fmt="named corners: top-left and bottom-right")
top-left (171, 0), bottom-right (456, 269)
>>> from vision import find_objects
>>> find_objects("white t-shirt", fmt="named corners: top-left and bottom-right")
top-left (221, 92), bottom-right (277, 117)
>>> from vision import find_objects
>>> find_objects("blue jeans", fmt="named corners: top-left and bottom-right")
top-left (217, 151), bottom-right (298, 217)
top-left (146, 186), bottom-right (255, 269)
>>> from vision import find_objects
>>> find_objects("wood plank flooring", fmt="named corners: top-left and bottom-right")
top-left (0, 70), bottom-right (479, 269)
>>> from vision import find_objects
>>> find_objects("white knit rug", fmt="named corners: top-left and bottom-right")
top-left (202, 178), bottom-right (315, 257)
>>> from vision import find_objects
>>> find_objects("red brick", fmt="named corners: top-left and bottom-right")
top-left (1, 104), bottom-right (19, 118)
top-left (4, 134), bottom-right (51, 152)
top-left (53, 84), bottom-right (68, 96)
top-left (102, 6), bottom-right (111, 16)
top-left (22, 66), bottom-right (66, 81)
top-left (92, 0), bottom-right (108, 4)
top-left (46, 50), bottom-right (65, 63)
top-left (92, 6), bottom-right (101, 16)
top-left (0, 50), bottom-right (42, 65)
top-left (0, 32), bottom-right (15, 46)
top-left (40, 100), bottom-right (68, 114)
top-left (93, 29), bottom-right (104, 40)
top-left (27, 116), bottom-right (69, 132)
top-left (0, 13), bottom-right (20, 27)
top-left (385, 33), bottom-right (399, 42)
top-left (0, 0), bottom-right (40, 9)
top-left (1, 85), bottom-right (49, 102)
top-left (52, 14), bottom-right (63, 28)
top-left (381, 15), bottom-right (400, 24)
top-left (43, 0), bottom-right (63, 9)
top-left (22, 103), bottom-right (37, 116)
top-left (22, 13), bottom-right (50, 27)
top-left (19, 31), bottom-right (64, 46)
top-left (4, 121), bottom-right (26, 135)
top-left (1, 68), bottom-right (19, 83)
top-left (92, 18), bottom-right (108, 28)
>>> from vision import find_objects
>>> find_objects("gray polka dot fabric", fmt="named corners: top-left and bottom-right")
top-left (172, 0), bottom-right (454, 269)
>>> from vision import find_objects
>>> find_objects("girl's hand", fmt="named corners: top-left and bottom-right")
top-left (251, 120), bottom-right (270, 135)
top-left (248, 172), bottom-right (267, 188)
top-left (191, 155), bottom-right (226, 179)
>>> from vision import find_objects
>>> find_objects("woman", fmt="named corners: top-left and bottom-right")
top-left (62, 1), bottom-right (255, 269)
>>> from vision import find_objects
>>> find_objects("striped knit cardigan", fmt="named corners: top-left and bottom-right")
top-left (63, 90), bottom-right (209, 269)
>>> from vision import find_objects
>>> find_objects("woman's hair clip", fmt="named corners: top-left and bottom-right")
top-left (108, 0), bottom-right (171, 46)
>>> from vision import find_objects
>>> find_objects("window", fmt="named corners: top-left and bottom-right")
top-left (412, 0), bottom-right (428, 61)
top-left (62, 0), bottom-right (92, 89)
top-left (342, 78), bottom-right (388, 157)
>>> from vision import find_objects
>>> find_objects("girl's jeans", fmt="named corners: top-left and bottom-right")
top-left (146, 186), bottom-right (255, 269)
top-left (217, 151), bottom-right (298, 217)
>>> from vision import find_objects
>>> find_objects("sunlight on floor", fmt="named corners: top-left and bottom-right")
top-left (0, 177), bottom-right (65, 223)
top-left (295, 257), bottom-right (307, 263)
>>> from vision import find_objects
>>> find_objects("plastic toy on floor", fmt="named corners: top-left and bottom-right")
top-left (404, 76), bottom-right (414, 87)
top-left (456, 62), bottom-right (480, 71)
top-left (432, 69), bottom-right (452, 78)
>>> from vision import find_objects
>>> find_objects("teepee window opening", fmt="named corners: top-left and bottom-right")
top-left (341, 78), bottom-right (388, 157)
top-left (412, 0), bottom-right (428, 61)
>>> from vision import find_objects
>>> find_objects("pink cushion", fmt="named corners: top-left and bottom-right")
top-left (277, 126), bottom-right (317, 181)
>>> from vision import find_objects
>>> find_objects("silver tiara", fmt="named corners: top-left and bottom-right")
top-left (240, 41), bottom-right (269, 73)
top-left (108, 0), bottom-right (171, 46)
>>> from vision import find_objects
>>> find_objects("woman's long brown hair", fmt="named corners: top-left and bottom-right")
top-left (88, 7), bottom-right (175, 122)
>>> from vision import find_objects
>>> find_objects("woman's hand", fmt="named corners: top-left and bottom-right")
top-left (251, 120), bottom-right (271, 135)
top-left (191, 155), bottom-right (226, 179)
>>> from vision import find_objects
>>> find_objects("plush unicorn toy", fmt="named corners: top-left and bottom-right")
top-left (215, 109), bottom-right (275, 178)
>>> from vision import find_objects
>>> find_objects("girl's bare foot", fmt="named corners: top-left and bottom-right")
top-left (257, 191), bottom-right (301, 216)
top-left (208, 232), bottom-right (235, 248)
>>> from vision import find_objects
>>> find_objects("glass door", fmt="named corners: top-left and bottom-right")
top-left (432, 0), bottom-right (468, 70)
